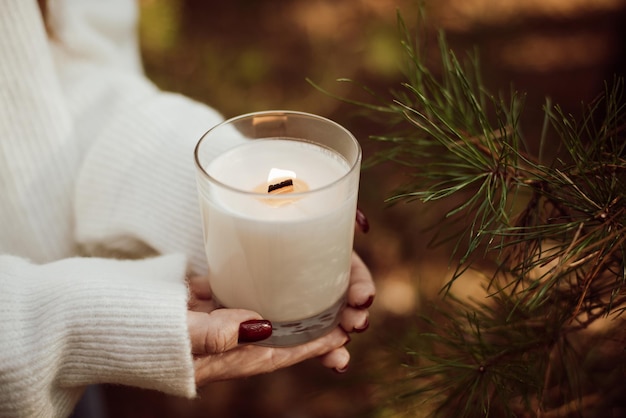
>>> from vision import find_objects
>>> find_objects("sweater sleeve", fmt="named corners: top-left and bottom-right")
top-left (0, 2), bottom-right (211, 416)
top-left (0, 253), bottom-right (196, 418)
top-left (73, 82), bottom-right (225, 276)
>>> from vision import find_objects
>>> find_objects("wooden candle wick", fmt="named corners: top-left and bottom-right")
top-left (268, 179), bottom-right (294, 194)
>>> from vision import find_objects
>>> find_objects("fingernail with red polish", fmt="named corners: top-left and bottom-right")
top-left (238, 320), bottom-right (272, 344)
top-left (356, 208), bottom-right (370, 233)
top-left (334, 364), bottom-right (349, 374)
top-left (354, 295), bottom-right (374, 310)
top-left (354, 318), bottom-right (369, 333)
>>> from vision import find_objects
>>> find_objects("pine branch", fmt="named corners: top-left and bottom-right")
top-left (318, 8), bottom-right (626, 418)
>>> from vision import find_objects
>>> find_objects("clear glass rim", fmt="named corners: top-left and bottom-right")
top-left (194, 110), bottom-right (362, 197)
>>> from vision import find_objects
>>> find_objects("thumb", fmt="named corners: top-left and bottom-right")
top-left (187, 309), bottom-right (272, 355)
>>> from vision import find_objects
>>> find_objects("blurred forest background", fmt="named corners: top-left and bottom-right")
top-left (102, 0), bottom-right (626, 417)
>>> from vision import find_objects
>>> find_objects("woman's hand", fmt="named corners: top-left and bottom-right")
top-left (187, 251), bottom-right (375, 386)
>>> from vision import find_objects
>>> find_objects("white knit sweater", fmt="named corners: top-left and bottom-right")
top-left (0, 1), bottom-right (229, 416)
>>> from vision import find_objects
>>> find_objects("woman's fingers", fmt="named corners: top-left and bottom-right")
top-left (188, 251), bottom-right (373, 386)
top-left (347, 252), bottom-right (376, 309)
top-left (187, 297), bottom-right (218, 313)
top-left (187, 275), bottom-right (212, 298)
top-left (340, 306), bottom-right (369, 333)
top-left (187, 309), bottom-right (269, 355)
top-left (319, 346), bottom-right (351, 372)
top-left (187, 275), bottom-right (219, 312)
top-left (194, 327), bottom-right (350, 385)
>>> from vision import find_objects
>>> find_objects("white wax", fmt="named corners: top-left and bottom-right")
top-left (200, 139), bottom-right (357, 321)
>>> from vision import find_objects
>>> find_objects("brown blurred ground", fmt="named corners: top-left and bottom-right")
top-left (102, 1), bottom-right (626, 416)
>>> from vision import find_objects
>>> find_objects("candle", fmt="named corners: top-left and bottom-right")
top-left (195, 111), bottom-right (361, 346)
top-left (203, 138), bottom-right (355, 318)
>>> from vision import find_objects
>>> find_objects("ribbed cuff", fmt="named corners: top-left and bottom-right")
top-left (0, 253), bottom-right (195, 417)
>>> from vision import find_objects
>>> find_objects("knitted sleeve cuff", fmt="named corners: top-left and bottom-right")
top-left (0, 253), bottom-right (196, 417)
